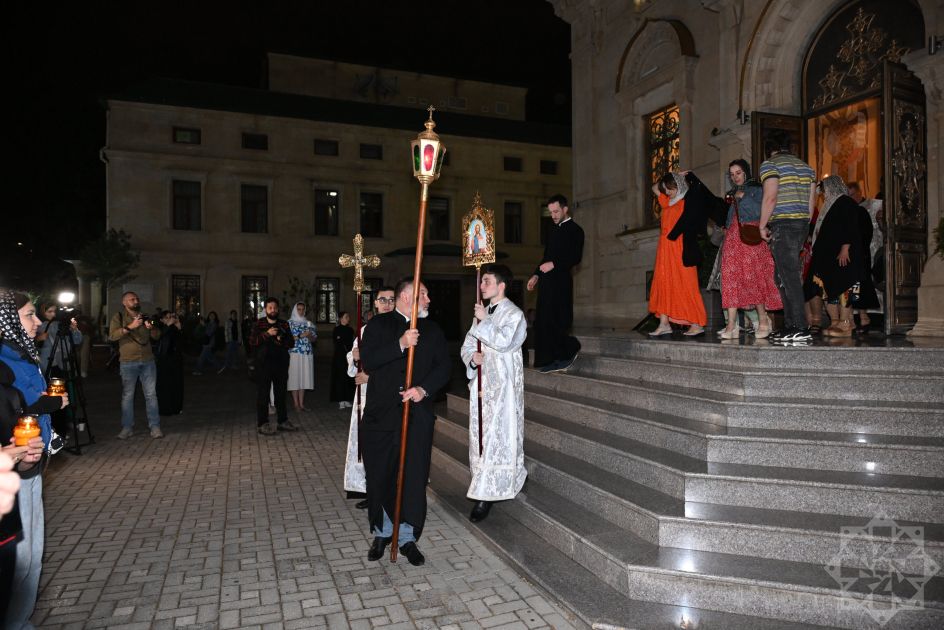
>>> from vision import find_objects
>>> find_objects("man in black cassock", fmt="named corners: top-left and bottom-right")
top-left (527, 194), bottom-right (585, 373)
top-left (359, 279), bottom-right (450, 566)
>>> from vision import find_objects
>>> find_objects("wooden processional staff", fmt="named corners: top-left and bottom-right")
top-left (390, 106), bottom-right (447, 561)
top-left (461, 193), bottom-right (496, 459)
top-left (338, 234), bottom-right (380, 432)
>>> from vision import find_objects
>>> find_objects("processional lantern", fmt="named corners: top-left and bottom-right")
top-left (391, 107), bottom-right (447, 562)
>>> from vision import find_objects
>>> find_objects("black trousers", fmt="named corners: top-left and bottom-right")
top-left (0, 539), bottom-right (15, 623)
top-left (256, 362), bottom-right (288, 425)
top-left (534, 312), bottom-right (580, 367)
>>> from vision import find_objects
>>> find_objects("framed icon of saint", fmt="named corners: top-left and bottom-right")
top-left (461, 192), bottom-right (496, 268)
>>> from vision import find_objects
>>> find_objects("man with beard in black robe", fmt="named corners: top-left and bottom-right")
top-left (527, 194), bottom-right (584, 372)
top-left (359, 279), bottom-right (450, 566)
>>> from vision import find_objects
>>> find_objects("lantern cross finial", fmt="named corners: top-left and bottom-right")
top-left (338, 234), bottom-right (380, 293)
top-left (427, 105), bottom-right (436, 119)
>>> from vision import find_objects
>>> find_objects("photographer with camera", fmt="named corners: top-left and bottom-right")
top-left (35, 303), bottom-right (83, 375)
top-left (108, 291), bottom-right (163, 439)
top-left (0, 289), bottom-right (70, 628)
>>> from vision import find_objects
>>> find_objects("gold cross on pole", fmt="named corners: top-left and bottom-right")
top-left (338, 234), bottom-right (381, 293)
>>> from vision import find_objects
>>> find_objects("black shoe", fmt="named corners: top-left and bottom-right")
top-left (355, 499), bottom-right (369, 509)
top-left (559, 351), bottom-right (579, 372)
top-left (367, 536), bottom-right (391, 561)
top-left (399, 541), bottom-right (425, 566)
top-left (469, 500), bottom-right (492, 523)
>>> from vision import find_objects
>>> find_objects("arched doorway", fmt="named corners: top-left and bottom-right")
top-left (802, 0), bottom-right (927, 334)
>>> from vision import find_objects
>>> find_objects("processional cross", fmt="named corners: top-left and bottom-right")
top-left (339, 233), bottom-right (381, 294)
top-left (339, 234), bottom-right (381, 429)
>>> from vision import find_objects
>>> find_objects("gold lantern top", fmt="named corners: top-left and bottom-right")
top-left (411, 106), bottom-right (447, 185)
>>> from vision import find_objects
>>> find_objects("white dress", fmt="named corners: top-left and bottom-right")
top-left (460, 299), bottom-right (528, 501)
top-left (343, 327), bottom-right (367, 492)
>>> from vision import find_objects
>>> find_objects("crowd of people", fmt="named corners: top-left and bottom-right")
top-left (647, 129), bottom-right (884, 344)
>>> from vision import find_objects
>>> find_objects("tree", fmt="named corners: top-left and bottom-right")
top-left (78, 229), bottom-right (140, 332)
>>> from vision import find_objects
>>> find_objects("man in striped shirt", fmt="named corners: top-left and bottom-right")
top-left (758, 130), bottom-right (817, 343)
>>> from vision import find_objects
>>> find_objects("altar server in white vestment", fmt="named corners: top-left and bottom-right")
top-left (460, 264), bottom-right (528, 523)
top-left (343, 286), bottom-right (396, 505)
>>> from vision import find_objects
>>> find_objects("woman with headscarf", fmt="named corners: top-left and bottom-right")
top-left (287, 302), bottom-right (316, 412)
top-left (0, 290), bottom-right (68, 628)
top-left (804, 175), bottom-right (875, 337)
top-left (717, 159), bottom-right (783, 339)
top-left (330, 311), bottom-right (355, 408)
top-left (648, 172), bottom-right (708, 337)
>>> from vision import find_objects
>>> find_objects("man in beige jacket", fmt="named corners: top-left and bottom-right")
top-left (108, 291), bottom-right (163, 439)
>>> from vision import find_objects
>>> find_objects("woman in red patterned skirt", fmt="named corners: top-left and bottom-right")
top-left (718, 160), bottom-right (782, 339)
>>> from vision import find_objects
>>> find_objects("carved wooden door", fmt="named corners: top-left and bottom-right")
top-left (882, 61), bottom-right (927, 335)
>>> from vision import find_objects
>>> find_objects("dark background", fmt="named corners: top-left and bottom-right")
top-left (5, 0), bottom-right (571, 262)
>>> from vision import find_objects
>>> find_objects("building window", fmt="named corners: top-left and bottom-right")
top-left (360, 143), bottom-right (383, 160)
top-left (508, 280), bottom-right (524, 308)
top-left (172, 275), bottom-right (201, 318)
top-left (503, 156), bottom-right (523, 172)
top-left (495, 101), bottom-right (510, 116)
top-left (242, 132), bottom-right (268, 150)
top-left (359, 192), bottom-right (383, 238)
top-left (314, 139), bottom-right (339, 156)
top-left (504, 201), bottom-right (523, 244)
top-left (360, 277), bottom-right (383, 322)
top-left (646, 103), bottom-right (680, 223)
top-left (173, 127), bottom-right (201, 145)
top-left (241, 184), bottom-right (268, 233)
top-left (540, 160), bottom-right (558, 175)
top-left (314, 189), bottom-right (339, 236)
top-left (428, 196), bottom-right (450, 241)
top-left (540, 205), bottom-right (554, 246)
top-left (316, 277), bottom-right (340, 324)
top-left (172, 180), bottom-right (201, 230)
top-left (448, 96), bottom-right (467, 111)
top-left (242, 276), bottom-right (268, 321)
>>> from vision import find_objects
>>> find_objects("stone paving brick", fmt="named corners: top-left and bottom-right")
top-left (30, 367), bottom-right (583, 629)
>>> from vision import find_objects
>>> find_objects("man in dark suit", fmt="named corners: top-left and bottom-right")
top-left (527, 194), bottom-right (585, 373)
top-left (359, 279), bottom-right (451, 566)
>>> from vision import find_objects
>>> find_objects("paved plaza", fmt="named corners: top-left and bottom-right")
top-left (31, 361), bottom-right (583, 630)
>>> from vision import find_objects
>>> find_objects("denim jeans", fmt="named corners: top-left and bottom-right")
top-left (768, 219), bottom-right (809, 329)
top-left (120, 360), bottom-right (161, 429)
top-left (7, 474), bottom-right (43, 629)
top-left (195, 344), bottom-right (221, 372)
top-left (223, 340), bottom-right (241, 369)
top-left (371, 509), bottom-right (415, 545)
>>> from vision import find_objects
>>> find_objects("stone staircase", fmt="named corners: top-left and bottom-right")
top-left (429, 334), bottom-right (944, 629)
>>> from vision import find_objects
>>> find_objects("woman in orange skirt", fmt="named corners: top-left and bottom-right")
top-left (648, 172), bottom-right (707, 337)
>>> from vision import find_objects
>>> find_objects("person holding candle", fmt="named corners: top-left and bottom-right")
top-left (0, 289), bottom-right (69, 629)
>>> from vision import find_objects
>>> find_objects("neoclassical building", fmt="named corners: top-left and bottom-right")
top-left (550, 0), bottom-right (942, 335)
top-left (101, 54), bottom-right (571, 343)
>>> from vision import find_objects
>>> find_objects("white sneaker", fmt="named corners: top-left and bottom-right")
top-left (117, 427), bottom-right (133, 440)
top-left (150, 426), bottom-right (164, 439)
top-left (339, 401), bottom-right (346, 409)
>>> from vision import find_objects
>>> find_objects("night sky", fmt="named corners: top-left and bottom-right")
top-left (7, 0), bottom-right (571, 261)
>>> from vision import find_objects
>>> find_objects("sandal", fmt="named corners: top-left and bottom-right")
top-left (683, 325), bottom-right (705, 337)
top-left (809, 325), bottom-right (822, 335)
top-left (718, 326), bottom-right (741, 339)
top-left (649, 325), bottom-right (672, 337)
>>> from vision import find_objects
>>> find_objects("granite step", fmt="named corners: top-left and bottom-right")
top-left (577, 333), bottom-right (944, 374)
top-left (514, 387), bottom-right (944, 477)
top-left (442, 401), bottom-right (944, 523)
top-left (569, 353), bottom-right (944, 403)
top-left (427, 450), bottom-right (834, 630)
top-left (524, 367), bottom-right (944, 437)
top-left (434, 409), bottom-right (944, 570)
top-left (430, 433), bottom-right (944, 629)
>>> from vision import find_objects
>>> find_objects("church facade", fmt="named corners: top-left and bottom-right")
top-left (550, 0), bottom-right (943, 336)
